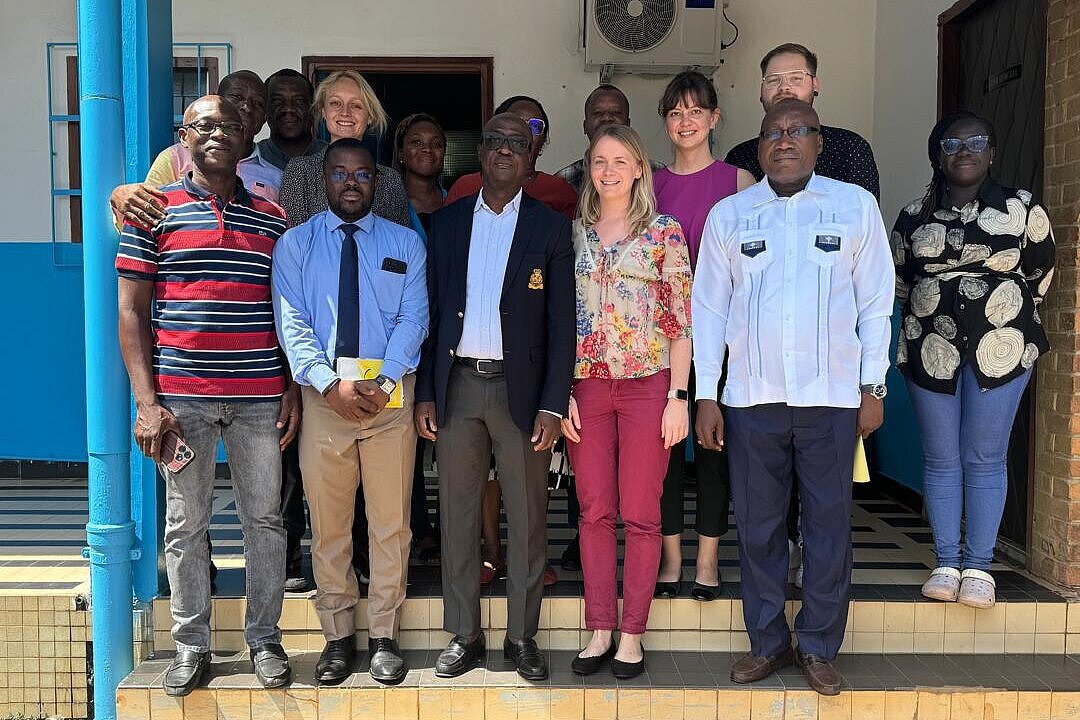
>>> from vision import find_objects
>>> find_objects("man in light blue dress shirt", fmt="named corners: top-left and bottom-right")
top-left (272, 139), bottom-right (428, 686)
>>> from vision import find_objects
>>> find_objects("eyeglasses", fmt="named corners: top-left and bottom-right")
top-left (328, 169), bottom-right (374, 184)
top-left (480, 132), bottom-right (531, 154)
top-left (762, 70), bottom-right (815, 90)
top-left (526, 117), bottom-right (547, 137)
top-left (759, 125), bottom-right (820, 142)
top-left (940, 135), bottom-right (991, 155)
top-left (181, 121), bottom-right (245, 137)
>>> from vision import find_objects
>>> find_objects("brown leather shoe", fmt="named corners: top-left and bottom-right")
top-left (798, 652), bottom-right (843, 696)
top-left (730, 646), bottom-right (794, 683)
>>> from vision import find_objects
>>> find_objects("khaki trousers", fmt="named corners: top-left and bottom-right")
top-left (299, 375), bottom-right (416, 641)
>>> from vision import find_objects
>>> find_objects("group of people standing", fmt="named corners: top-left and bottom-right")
top-left (112, 40), bottom-right (1055, 700)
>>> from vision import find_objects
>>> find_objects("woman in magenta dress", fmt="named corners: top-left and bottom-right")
top-left (653, 71), bottom-right (755, 602)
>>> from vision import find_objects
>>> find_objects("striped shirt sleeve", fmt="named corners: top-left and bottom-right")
top-left (115, 221), bottom-right (159, 280)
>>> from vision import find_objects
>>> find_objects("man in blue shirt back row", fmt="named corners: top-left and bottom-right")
top-left (272, 138), bottom-right (428, 686)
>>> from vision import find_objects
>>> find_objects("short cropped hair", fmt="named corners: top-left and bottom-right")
top-left (266, 68), bottom-right (314, 99)
top-left (759, 43), bottom-right (819, 76)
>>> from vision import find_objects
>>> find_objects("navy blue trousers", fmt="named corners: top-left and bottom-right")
top-left (725, 403), bottom-right (857, 659)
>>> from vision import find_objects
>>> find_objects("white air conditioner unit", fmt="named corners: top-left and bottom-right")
top-left (584, 0), bottom-right (729, 73)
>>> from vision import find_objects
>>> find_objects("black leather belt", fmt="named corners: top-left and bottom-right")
top-left (456, 356), bottom-right (504, 374)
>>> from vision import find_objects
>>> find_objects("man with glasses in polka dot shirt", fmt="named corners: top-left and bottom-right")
top-left (725, 43), bottom-right (880, 200)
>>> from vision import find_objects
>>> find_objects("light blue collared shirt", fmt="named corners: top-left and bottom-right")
top-left (456, 189), bottom-right (522, 359)
top-left (272, 208), bottom-right (428, 393)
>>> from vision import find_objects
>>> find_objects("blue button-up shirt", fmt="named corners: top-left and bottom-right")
top-left (456, 189), bottom-right (522, 359)
top-left (272, 209), bottom-right (428, 393)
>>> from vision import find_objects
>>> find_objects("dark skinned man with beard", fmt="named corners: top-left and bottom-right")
top-left (273, 139), bottom-right (428, 686)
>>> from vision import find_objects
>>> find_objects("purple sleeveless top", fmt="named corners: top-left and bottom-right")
top-left (653, 160), bottom-right (739, 268)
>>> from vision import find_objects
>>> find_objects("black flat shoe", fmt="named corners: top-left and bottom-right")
top-left (504, 636), bottom-right (548, 681)
top-left (654, 580), bottom-right (681, 598)
top-left (250, 643), bottom-right (291, 688)
top-left (315, 637), bottom-right (356, 685)
top-left (690, 580), bottom-right (722, 601)
top-left (162, 649), bottom-right (210, 697)
top-left (561, 536), bottom-right (581, 572)
top-left (571, 641), bottom-right (616, 675)
top-left (611, 644), bottom-right (646, 679)
top-left (434, 634), bottom-right (486, 678)
top-left (368, 637), bottom-right (407, 685)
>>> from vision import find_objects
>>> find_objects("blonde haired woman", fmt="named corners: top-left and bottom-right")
top-left (563, 125), bottom-right (693, 679)
top-left (279, 70), bottom-right (410, 227)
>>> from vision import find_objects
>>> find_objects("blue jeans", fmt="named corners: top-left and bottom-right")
top-left (160, 399), bottom-right (286, 652)
top-left (906, 364), bottom-right (1032, 572)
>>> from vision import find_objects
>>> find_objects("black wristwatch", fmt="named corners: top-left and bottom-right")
top-left (860, 383), bottom-right (887, 400)
top-left (375, 374), bottom-right (397, 395)
top-left (667, 389), bottom-right (689, 401)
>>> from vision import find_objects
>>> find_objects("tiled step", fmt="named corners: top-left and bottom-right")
top-left (153, 595), bottom-right (1080, 655)
top-left (116, 650), bottom-right (1080, 720)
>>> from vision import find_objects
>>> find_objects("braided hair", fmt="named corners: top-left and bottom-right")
top-left (917, 110), bottom-right (996, 225)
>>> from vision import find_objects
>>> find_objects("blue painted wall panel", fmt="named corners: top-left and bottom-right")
top-left (874, 305), bottom-right (924, 493)
top-left (0, 243), bottom-right (88, 461)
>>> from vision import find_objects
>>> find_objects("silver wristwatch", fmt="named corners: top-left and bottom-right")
top-left (860, 383), bottom-right (887, 400)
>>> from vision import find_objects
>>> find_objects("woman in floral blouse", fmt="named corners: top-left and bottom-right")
top-left (561, 125), bottom-right (692, 678)
top-left (893, 112), bottom-right (1055, 610)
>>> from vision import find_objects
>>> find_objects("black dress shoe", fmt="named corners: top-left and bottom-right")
top-left (368, 637), bottom-right (407, 685)
top-left (611, 643), bottom-right (645, 679)
top-left (654, 579), bottom-right (681, 598)
top-left (561, 536), bottom-right (581, 571)
top-left (315, 637), bottom-right (356, 685)
top-left (162, 649), bottom-right (210, 697)
top-left (571, 641), bottom-right (615, 675)
top-left (434, 634), bottom-right (486, 678)
top-left (690, 579), bottom-right (722, 601)
top-left (503, 637), bottom-right (548, 681)
top-left (284, 576), bottom-right (312, 593)
top-left (250, 643), bottom-right (291, 688)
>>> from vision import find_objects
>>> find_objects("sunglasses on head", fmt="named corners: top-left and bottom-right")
top-left (526, 117), bottom-right (547, 137)
top-left (481, 132), bottom-right (531, 154)
top-left (940, 135), bottom-right (990, 156)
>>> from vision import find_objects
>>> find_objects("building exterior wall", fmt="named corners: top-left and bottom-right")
top-left (1032, 0), bottom-right (1080, 590)
top-left (1, 0), bottom-right (884, 246)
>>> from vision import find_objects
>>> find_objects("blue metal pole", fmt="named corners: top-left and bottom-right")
top-left (122, 0), bottom-right (173, 605)
top-left (78, 0), bottom-right (136, 718)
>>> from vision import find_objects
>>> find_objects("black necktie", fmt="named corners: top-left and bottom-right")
top-left (335, 223), bottom-right (360, 360)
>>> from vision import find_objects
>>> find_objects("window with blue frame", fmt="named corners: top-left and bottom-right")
top-left (47, 43), bottom-right (231, 247)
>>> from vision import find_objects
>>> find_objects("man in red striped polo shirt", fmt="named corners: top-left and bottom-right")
top-left (116, 95), bottom-right (299, 696)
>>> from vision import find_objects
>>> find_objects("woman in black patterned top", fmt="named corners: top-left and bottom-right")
top-left (279, 70), bottom-right (411, 228)
top-left (893, 112), bottom-right (1055, 610)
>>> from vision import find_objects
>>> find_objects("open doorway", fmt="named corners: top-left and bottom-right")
top-left (938, 0), bottom-right (1048, 559)
top-left (302, 56), bottom-right (493, 187)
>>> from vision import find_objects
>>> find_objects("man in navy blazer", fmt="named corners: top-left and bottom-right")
top-left (415, 113), bottom-right (574, 681)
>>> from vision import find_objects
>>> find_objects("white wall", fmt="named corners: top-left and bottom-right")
top-left (2, 0), bottom-right (953, 243)
top-left (873, 0), bottom-right (956, 226)
top-left (0, 1), bottom-right (76, 242)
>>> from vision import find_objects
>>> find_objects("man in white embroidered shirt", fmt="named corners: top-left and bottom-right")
top-left (693, 99), bottom-right (893, 696)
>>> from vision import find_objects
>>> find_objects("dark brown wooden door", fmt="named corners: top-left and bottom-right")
top-left (939, 0), bottom-right (1047, 552)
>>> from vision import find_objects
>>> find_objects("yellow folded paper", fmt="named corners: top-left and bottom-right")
top-left (853, 436), bottom-right (870, 483)
top-left (335, 358), bottom-right (403, 408)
